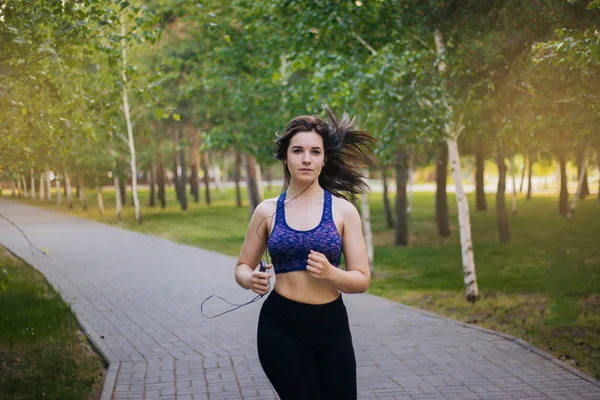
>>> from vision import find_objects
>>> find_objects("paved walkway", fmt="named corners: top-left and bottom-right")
top-left (0, 199), bottom-right (599, 400)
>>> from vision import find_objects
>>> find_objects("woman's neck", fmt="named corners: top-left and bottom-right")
top-left (286, 179), bottom-right (322, 201)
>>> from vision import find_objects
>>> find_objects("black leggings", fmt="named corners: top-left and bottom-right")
top-left (257, 289), bottom-right (357, 400)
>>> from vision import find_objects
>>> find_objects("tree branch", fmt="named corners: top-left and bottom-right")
top-left (509, 83), bottom-right (574, 104)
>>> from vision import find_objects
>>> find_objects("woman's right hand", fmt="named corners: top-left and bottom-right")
top-left (250, 263), bottom-right (272, 295)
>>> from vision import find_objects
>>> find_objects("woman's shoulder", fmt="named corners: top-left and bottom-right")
top-left (253, 196), bottom-right (279, 218)
top-left (330, 193), bottom-right (360, 219)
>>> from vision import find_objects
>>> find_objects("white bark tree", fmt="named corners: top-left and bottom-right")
top-left (213, 165), bottom-right (224, 193)
top-left (97, 187), bottom-right (105, 216)
top-left (435, 29), bottom-right (479, 302)
top-left (30, 170), bottom-right (35, 199)
top-left (121, 15), bottom-right (141, 223)
top-left (360, 192), bottom-right (374, 275)
top-left (21, 175), bottom-right (28, 198)
top-left (55, 174), bottom-right (62, 206)
top-left (39, 170), bottom-right (44, 200)
top-left (16, 177), bottom-right (22, 197)
top-left (45, 168), bottom-right (52, 202)
top-left (65, 172), bottom-right (73, 209)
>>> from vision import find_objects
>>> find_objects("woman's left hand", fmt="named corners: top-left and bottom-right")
top-left (306, 250), bottom-right (335, 281)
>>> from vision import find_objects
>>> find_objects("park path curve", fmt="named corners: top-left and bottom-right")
top-left (0, 198), bottom-right (599, 400)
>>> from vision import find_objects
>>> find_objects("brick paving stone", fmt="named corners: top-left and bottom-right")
top-left (1, 199), bottom-right (599, 400)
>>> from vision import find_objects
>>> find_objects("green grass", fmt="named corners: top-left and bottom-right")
top-left (0, 248), bottom-right (105, 400)
top-left (5, 185), bottom-right (600, 379)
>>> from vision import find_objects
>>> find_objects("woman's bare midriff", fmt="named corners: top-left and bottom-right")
top-left (274, 270), bottom-right (341, 304)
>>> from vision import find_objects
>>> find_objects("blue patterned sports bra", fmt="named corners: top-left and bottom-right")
top-left (267, 189), bottom-right (343, 274)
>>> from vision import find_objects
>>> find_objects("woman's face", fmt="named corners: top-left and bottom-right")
top-left (285, 131), bottom-right (325, 184)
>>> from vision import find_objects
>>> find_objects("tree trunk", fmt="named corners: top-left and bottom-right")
top-left (382, 166), bottom-right (394, 229)
top-left (266, 164), bottom-right (273, 191)
top-left (568, 156), bottom-right (587, 219)
top-left (475, 136), bottom-right (487, 211)
top-left (21, 175), bottom-right (28, 198)
top-left (576, 150), bottom-right (590, 200)
top-left (39, 171), bottom-right (45, 200)
top-left (496, 150), bottom-right (510, 243)
top-left (202, 152), bottom-right (211, 205)
top-left (519, 156), bottom-right (526, 193)
top-left (118, 166), bottom-right (126, 206)
top-left (97, 186), bottom-right (104, 216)
top-left (178, 125), bottom-right (187, 211)
top-left (114, 175), bottom-right (122, 219)
top-left (234, 150), bottom-right (242, 208)
top-left (65, 173), bottom-right (73, 209)
top-left (157, 159), bottom-right (166, 209)
top-left (245, 153), bottom-right (261, 215)
top-left (214, 165), bottom-right (224, 193)
top-left (256, 163), bottom-right (265, 200)
top-left (190, 159), bottom-right (199, 202)
top-left (45, 167), bottom-right (52, 202)
top-left (360, 192), bottom-right (374, 276)
top-left (436, 141), bottom-right (450, 237)
top-left (148, 157), bottom-right (156, 208)
top-left (526, 155), bottom-right (533, 200)
top-left (55, 176), bottom-right (62, 206)
top-left (16, 178), bottom-right (22, 197)
top-left (558, 139), bottom-right (569, 216)
top-left (11, 180), bottom-right (17, 197)
top-left (80, 181), bottom-right (87, 211)
top-left (394, 145), bottom-right (409, 246)
top-left (407, 154), bottom-right (414, 215)
top-left (30, 170), bottom-right (36, 199)
top-left (435, 28), bottom-right (480, 301)
top-left (509, 156), bottom-right (518, 215)
top-left (190, 130), bottom-right (199, 202)
top-left (121, 15), bottom-right (141, 224)
top-left (76, 176), bottom-right (80, 199)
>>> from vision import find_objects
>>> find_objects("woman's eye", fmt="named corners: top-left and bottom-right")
top-left (293, 149), bottom-right (302, 153)
top-left (312, 151), bottom-right (321, 155)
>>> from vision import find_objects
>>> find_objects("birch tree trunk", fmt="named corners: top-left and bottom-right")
top-left (21, 175), bottom-right (28, 198)
top-left (360, 192), bottom-right (374, 275)
top-left (509, 156), bottom-right (518, 215)
top-left (518, 157), bottom-right (526, 193)
top-left (245, 153), bottom-right (261, 215)
top-left (121, 15), bottom-right (141, 223)
top-left (39, 171), bottom-right (45, 200)
top-left (97, 186), bottom-right (105, 216)
top-left (114, 175), bottom-right (122, 219)
top-left (214, 165), bottom-right (224, 193)
top-left (178, 124), bottom-right (188, 211)
top-left (55, 176), bottom-right (62, 206)
top-left (17, 177), bottom-right (22, 197)
top-left (256, 163), bottom-right (265, 200)
top-left (435, 29), bottom-right (479, 302)
top-left (30, 170), bottom-right (35, 199)
top-left (11, 180), bottom-right (17, 197)
top-left (568, 156), bottom-right (587, 219)
top-left (65, 173), bottom-right (73, 209)
top-left (45, 168), bottom-right (52, 202)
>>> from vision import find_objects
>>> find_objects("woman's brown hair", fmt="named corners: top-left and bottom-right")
top-left (274, 105), bottom-right (378, 199)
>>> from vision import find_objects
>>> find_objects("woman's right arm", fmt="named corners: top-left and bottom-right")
top-left (235, 201), bottom-right (273, 294)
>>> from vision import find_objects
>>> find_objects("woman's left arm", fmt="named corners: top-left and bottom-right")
top-left (307, 201), bottom-right (370, 293)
